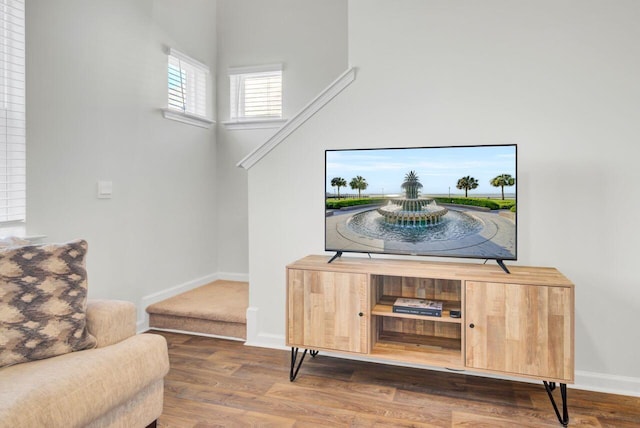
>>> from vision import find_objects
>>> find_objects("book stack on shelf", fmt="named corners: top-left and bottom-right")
top-left (393, 297), bottom-right (443, 317)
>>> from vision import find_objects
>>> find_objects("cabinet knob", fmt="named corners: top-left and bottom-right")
top-left (469, 323), bottom-right (475, 329)
top-left (358, 312), bottom-right (364, 317)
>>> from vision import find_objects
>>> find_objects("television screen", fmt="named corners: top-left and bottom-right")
top-left (325, 144), bottom-right (517, 261)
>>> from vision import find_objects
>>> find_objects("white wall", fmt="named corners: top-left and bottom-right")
top-left (247, 0), bottom-right (640, 394)
top-left (26, 0), bottom-right (218, 319)
top-left (215, 0), bottom-right (348, 277)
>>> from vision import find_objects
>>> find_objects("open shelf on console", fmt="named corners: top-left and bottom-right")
top-left (371, 331), bottom-right (463, 368)
top-left (369, 274), bottom-right (464, 367)
top-left (372, 295), bottom-right (462, 324)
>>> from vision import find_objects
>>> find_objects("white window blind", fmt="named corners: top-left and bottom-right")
top-left (0, 0), bottom-right (25, 223)
top-left (229, 64), bottom-right (282, 121)
top-left (167, 48), bottom-right (209, 119)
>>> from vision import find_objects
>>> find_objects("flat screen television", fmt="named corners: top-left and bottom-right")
top-left (325, 144), bottom-right (517, 268)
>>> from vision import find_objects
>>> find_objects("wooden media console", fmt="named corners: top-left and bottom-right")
top-left (286, 255), bottom-right (574, 426)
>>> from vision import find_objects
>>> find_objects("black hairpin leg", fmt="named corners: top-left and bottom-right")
top-left (289, 348), bottom-right (319, 381)
top-left (543, 381), bottom-right (569, 427)
top-left (290, 347), bottom-right (308, 381)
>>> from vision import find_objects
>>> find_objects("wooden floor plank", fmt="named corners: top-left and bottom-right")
top-left (266, 381), bottom-right (445, 425)
top-left (153, 331), bottom-right (640, 427)
top-left (452, 411), bottom-right (553, 428)
top-left (292, 373), bottom-right (397, 402)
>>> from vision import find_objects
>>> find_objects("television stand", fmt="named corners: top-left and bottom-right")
top-left (496, 258), bottom-right (510, 274)
top-left (327, 251), bottom-right (342, 263)
top-left (286, 255), bottom-right (574, 426)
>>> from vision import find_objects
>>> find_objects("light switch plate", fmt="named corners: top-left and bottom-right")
top-left (97, 180), bottom-right (113, 199)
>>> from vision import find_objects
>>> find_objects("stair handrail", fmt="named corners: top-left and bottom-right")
top-left (236, 67), bottom-right (357, 170)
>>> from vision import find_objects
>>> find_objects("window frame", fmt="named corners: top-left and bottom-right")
top-left (225, 64), bottom-right (285, 130)
top-left (163, 48), bottom-right (214, 128)
top-left (0, 0), bottom-right (25, 224)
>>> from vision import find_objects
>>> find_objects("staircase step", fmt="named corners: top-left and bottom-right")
top-left (146, 280), bottom-right (248, 340)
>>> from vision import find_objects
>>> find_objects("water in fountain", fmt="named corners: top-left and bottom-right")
top-left (347, 208), bottom-right (482, 243)
top-left (376, 197), bottom-right (448, 227)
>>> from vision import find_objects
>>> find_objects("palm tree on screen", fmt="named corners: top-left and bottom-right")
top-left (331, 177), bottom-right (347, 199)
top-left (456, 176), bottom-right (478, 197)
top-left (490, 174), bottom-right (515, 200)
top-left (349, 176), bottom-right (368, 198)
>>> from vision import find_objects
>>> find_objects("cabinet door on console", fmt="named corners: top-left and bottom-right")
top-left (287, 269), bottom-right (368, 353)
top-left (465, 281), bottom-right (574, 382)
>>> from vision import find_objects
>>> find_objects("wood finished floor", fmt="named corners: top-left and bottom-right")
top-left (154, 331), bottom-right (640, 427)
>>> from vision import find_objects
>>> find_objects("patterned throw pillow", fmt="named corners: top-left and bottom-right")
top-left (0, 240), bottom-right (97, 367)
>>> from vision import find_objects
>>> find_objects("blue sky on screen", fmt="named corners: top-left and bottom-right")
top-left (326, 145), bottom-right (516, 196)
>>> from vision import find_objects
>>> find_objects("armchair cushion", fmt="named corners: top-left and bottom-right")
top-left (0, 240), bottom-right (96, 368)
top-left (0, 333), bottom-right (169, 427)
top-left (86, 300), bottom-right (136, 347)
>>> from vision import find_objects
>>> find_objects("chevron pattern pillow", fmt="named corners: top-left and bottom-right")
top-left (0, 240), bottom-right (97, 367)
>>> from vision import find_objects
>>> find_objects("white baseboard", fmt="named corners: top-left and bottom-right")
top-left (246, 306), bottom-right (259, 341)
top-left (138, 272), bottom-right (220, 332)
top-left (574, 370), bottom-right (640, 397)
top-left (244, 306), bottom-right (288, 350)
top-left (217, 271), bottom-right (250, 282)
top-left (244, 333), bottom-right (288, 350)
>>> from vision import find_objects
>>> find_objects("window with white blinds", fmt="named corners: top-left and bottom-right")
top-left (229, 64), bottom-right (282, 122)
top-left (166, 48), bottom-right (211, 124)
top-left (0, 0), bottom-right (25, 223)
